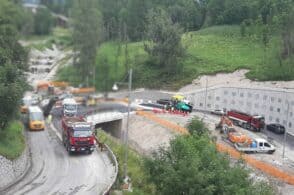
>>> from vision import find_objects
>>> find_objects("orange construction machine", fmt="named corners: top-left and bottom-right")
top-left (216, 116), bottom-right (252, 144)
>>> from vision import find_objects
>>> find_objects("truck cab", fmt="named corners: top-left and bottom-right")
top-left (62, 98), bottom-right (78, 117)
top-left (62, 118), bottom-right (95, 154)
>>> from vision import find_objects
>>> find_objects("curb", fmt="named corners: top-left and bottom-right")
top-left (0, 130), bottom-right (33, 193)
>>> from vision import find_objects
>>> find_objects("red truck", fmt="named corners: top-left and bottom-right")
top-left (227, 110), bottom-right (265, 131)
top-left (61, 117), bottom-right (96, 154)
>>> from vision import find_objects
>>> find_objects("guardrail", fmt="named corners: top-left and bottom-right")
top-left (101, 143), bottom-right (118, 195)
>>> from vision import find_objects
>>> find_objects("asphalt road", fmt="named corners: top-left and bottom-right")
top-left (4, 126), bottom-right (115, 195)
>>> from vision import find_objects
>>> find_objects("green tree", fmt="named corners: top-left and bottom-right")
top-left (71, 0), bottom-right (103, 86)
top-left (144, 8), bottom-right (185, 75)
top-left (0, 0), bottom-right (28, 129)
top-left (34, 7), bottom-right (54, 35)
top-left (144, 118), bottom-right (275, 195)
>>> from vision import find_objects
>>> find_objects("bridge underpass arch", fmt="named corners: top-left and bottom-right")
top-left (95, 119), bottom-right (122, 138)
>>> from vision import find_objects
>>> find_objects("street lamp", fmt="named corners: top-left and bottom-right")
top-left (112, 68), bottom-right (132, 181)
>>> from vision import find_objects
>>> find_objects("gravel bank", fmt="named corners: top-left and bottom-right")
top-left (0, 144), bottom-right (30, 190)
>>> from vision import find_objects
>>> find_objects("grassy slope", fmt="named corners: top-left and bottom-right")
top-left (0, 121), bottom-right (25, 160)
top-left (97, 130), bottom-right (155, 194)
top-left (58, 25), bottom-right (292, 90)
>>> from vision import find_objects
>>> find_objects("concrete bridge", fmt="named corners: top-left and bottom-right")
top-left (86, 112), bottom-right (125, 138)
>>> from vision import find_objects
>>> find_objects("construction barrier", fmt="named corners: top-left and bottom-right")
top-left (136, 110), bottom-right (294, 185)
top-left (70, 87), bottom-right (95, 94)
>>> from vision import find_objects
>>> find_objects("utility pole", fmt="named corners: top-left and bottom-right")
top-left (283, 100), bottom-right (290, 159)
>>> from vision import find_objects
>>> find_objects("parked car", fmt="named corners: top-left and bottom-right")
top-left (210, 109), bottom-right (225, 116)
top-left (266, 123), bottom-right (285, 134)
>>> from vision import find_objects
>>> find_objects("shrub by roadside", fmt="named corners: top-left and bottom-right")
top-left (0, 121), bottom-right (25, 160)
top-left (96, 130), bottom-right (156, 195)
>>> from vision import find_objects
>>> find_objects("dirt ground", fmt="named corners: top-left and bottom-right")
top-left (179, 69), bottom-right (294, 92)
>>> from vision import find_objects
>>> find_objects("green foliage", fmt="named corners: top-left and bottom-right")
top-left (71, 0), bottom-right (103, 85)
top-left (187, 117), bottom-right (209, 136)
top-left (34, 7), bottom-right (54, 35)
top-left (144, 119), bottom-right (275, 195)
top-left (145, 8), bottom-right (185, 75)
top-left (97, 130), bottom-right (156, 194)
top-left (0, 121), bottom-right (25, 159)
top-left (0, 0), bottom-right (28, 129)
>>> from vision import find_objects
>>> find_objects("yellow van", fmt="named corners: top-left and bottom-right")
top-left (28, 106), bottom-right (45, 131)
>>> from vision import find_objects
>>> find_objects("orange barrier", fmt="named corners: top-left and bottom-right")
top-left (136, 111), bottom-right (189, 135)
top-left (70, 87), bottom-right (95, 94)
top-left (37, 81), bottom-right (69, 90)
top-left (137, 110), bottom-right (294, 185)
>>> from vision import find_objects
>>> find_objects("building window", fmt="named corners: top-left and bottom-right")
top-left (240, 93), bottom-right (244, 97)
top-left (292, 101), bottom-right (294, 106)
top-left (271, 97), bottom-right (275, 102)
top-left (289, 122), bottom-right (292, 128)
top-left (216, 96), bottom-right (220, 101)
top-left (255, 94), bottom-right (259, 99)
top-left (290, 112), bottom-right (293, 117)
top-left (277, 108), bottom-right (281, 112)
top-left (223, 99), bottom-right (227, 103)
top-left (276, 118), bottom-right (280, 123)
top-left (239, 101), bottom-right (244, 105)
top-left (254, 103), bottom-right (259, 108)
top-left (248, 93), bottom-right (252, 98)
top-left (231, 100), bottom-right (235, 105)
top-left (269, 116), bottom-right (273, 121)
top-left (263, 95), bottom-right (267, 100)
top-left (224, 91), bottom-right (228, 95)
top-left (283, 120), bottom-right (287, 125)
top-left (207, 104), bottom-right (211, 108)
top-left (247, 102), bottom-right (251, 107)
top-left (278, 98), bottom-right (282, 103)
top-left (262, 105), bottom-right (266, 110)
top-left (215, 105), bottom-right (219, 109)
top-left (208, 96), bottom-right (211, 100)
top-left (270, 106), bottom-right (273, 111)
top-left (232, 92), bottom-right (236, 96)
top-left (199, 103), bottom-right (203, 107)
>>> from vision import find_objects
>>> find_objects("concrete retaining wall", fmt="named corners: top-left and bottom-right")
top-left (184, 85), bottom-right (294, 135)
top-left (0, 145), bottom-right (30, 190)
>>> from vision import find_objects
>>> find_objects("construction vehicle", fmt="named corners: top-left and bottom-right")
top-left (62, 98), bottom-right (78, 116)
top-left (216, 116), bottom-right (251, 144)
top-left (61, 116), bottom-right (96, 154)
top-left (234, 138), bottom-right (275, 154)
top-left (157, 95), bottom-right (193, 113)
top-left (227, 110), bottom-right (265, 131)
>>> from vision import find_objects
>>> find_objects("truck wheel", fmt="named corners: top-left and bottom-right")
top-left (268, 150), bottom-right (275, 154)
top-left (241, 123), bottom-right (246, 129)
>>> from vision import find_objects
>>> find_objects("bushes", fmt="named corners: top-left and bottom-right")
top-left (0, 121), bottom-right (25, 160)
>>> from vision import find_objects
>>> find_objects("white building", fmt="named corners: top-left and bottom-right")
top-left (184, 86), bottom-right (294, 135)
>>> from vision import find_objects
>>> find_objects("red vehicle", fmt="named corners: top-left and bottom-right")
top-left (62, 117), bottom-right (96, 154)
top-left (227, 110), bottom-right (265, 131)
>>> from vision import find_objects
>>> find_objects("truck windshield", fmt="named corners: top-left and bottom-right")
top-left (73, 130), bottom-right (92, 137)
top-left (65, 104), bottom-right (77, 111)
top-left (30, 112), bottom-right (44, 121)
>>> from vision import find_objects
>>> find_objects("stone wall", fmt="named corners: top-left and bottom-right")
top-left (185, 86), bottom-right (294, 135)
top-left (0, 145), bottom-right (30, 190)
